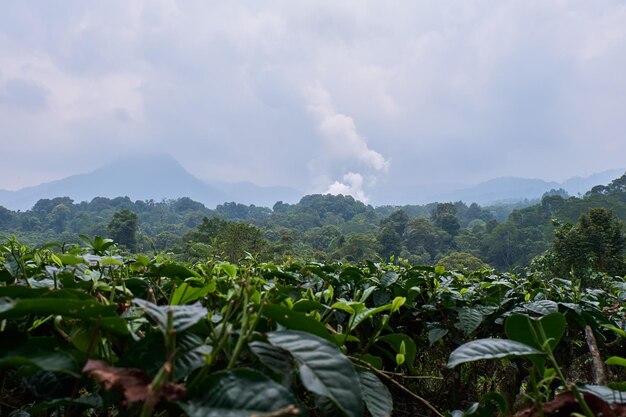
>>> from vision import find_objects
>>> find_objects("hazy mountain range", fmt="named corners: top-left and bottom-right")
top-left (428, 168), bottom-right (626, 205)
top-left (0, 154), bottom-right (623, 211)
top-left (0, 154), bottom-right (302, 211)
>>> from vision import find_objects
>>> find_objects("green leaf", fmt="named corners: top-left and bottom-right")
top-left (29, 396), bottom-right (103, 414)
top-left (505, 313), bottom-right (565, 352)
top-left (262, 304), bottom-right (335, 344)
top-left (331, 301), bottom-right (363, 315)
top-left (606, 356), bottom-right (626, 367)
top-left (0, 339), bottom-right (79, 375)
top-left (267, 330), bottom-right (363, 417)
top-left (447, 339), bottom-right (543, 368)
top-left (428, 328), bottom-right (448, 346)
top-left (98, 256), bottom-right (124, 266)
top-left (380, 271), bottom-right (399, 288)
top-left (175, 332), bottom-right (212, 380)
top-left (350, 304), bottom-right (392, 332)
top-left (181, 368), bottom-right (301, 417)
top-left (56, 254), bottom-right (86, 265)
top-left (523, 300), bottom-right (558, 315)
top-left (379, 334), bottom-right (416, 372)
top-left (170, 282), bottom-right (215, 305)
top-left (360, 354), bottom-right (383, 369)
top-left (357, 369), bottom-right (392, 417)
top-left (133, 299), bottom-right (207, 333)
top-left (249, 341), bottom-right (293, 385)
top-left (159, 264), bottom-right (199, 279)
top-left (455, 307), bottom-right (485, 336)
top-left (602, 324), bottom-right (626, 339)
top-left (390, 296), bottom-right (405, 313)
top-left (217, 263), bottom-right (237, 278)
top-left (0, 298), bottom-right (117, 320)
top-left (293, 299), bottom-right (327, 313)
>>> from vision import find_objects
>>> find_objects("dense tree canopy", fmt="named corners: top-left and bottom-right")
top-left (0, 173), bottom-right (625, 274)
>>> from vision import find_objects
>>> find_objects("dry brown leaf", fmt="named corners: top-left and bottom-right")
top-left (513, 391), bottom-right (626, 417)
top-left (82, 359), bottom-right (186, 403)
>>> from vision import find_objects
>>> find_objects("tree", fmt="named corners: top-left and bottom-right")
top-left (332, 233), bottom-right (380, 262)
top-left (431, 203), bottom-right (461, 237)
top-left (378, 225), bottom-right (402, 260)
top-left (380, 210), bottom-right (409, 235)
top-left (437, 252), bottom-right (490, 271)
top-left (47, 204), bottom-right (71, 233)
top-left (108, 209), bottom-right (139, 250)
top-left (185, 216), bottom-right (268, 262)
top-left (549, 208), bottom-right (625, 277)
top-left (404, 217), bottom-right (449, 261)
top-left (0, 205), bottom-right (15, 230)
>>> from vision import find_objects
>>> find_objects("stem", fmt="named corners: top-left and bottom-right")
top-left (361, 314), bottom-right (390, 357)
top-left (227, 286), bottom-right (249, 369)
top-left (529, 369), bottom-right (545, 417)
top-left (188, 295), bottom-right (241, 389)
top-left (536, 323), bottom-right (594, 417)
top-left (350, 356), bottom-right (445, 417)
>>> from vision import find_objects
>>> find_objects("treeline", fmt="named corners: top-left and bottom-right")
top-left (1, 174), bottom-right (625, 274)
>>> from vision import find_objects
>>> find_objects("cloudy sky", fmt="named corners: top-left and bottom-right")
top-left (1, 1), bottom-right (625, 204)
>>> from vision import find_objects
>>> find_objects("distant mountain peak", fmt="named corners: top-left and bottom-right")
top-left (0, 154), bottom-right (302, 211)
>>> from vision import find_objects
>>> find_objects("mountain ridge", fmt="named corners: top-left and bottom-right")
top-left (0, 154), bottom-right (302, 211)
top-left (0, 155), bottom-right (623, 210)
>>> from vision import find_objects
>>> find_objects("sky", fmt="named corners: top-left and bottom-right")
top-left (1, 1), bottom-right (625, 204)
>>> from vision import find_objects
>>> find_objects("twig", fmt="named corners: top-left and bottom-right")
top-left (350, 357), bottom-right (445, 417)
top-left (379, 370), bottom-right (443, 380)
top-left (584, 325), bottom-right (606, 385)
top-left (253, 404), bottom-right (300, 417)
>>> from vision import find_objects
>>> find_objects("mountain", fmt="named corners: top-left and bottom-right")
top-left (431, 168), bottom-right (625, 205)
top-left (0, 154), bottom-right (302, 211)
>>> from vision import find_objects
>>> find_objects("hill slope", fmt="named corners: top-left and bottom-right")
top-left (0, 154), bottom-right (301, 210)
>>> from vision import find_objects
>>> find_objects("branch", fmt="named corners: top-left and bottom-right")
top-left (584, 325), bottom-right (606, 385)
top-left (350, 357), bottom-right (445, 417)
top-left (379, 370), bottom-right (444, 380)
top-left (254, 405), bottom-right (300, 417)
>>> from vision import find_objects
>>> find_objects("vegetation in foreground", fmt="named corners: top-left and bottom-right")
top-left (1, 233), bottom-right (626, 417)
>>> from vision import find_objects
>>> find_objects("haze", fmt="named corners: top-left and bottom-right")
top-left (1, 1), bottom-right (625, 205)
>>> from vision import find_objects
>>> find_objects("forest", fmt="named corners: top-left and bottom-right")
top-left (1, 173), bottom-right (625, 274)
top-left (0, 173), bottom-right (625, 417)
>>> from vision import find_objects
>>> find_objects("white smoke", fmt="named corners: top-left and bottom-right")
top-left (306, 86), bottom-right (389, 202)
top-left (325, 172), bottom-right (368, 203)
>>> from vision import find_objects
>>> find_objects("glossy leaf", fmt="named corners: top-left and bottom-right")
top-left (606, 356), bottom-right (626, 367)
top-left (249, 341), bottom-right (293, 385)
top-left (357, 369), bottom-right (392, 417)
top-left (170, 282), bottom-right (215, 305)
top-left (133, 299), bottom-right (207, 333)
top-left (455, 307), bottom-right (485, 336)
top-left (448, 339), bottom-right (543, 368)
top-left (267, 330), bottom-right (363, 417)
top-left (181, 368), bottom-right (300, 417)
top-left (262, 304), bottom-right (334, 343)
top-left (505, 313), bottom-right (566, 352)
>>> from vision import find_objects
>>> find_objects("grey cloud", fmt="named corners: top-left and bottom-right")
top-left (0, 1), bottom-right (625, 199)
top-left (0, 78), bottom-right (49, 111)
